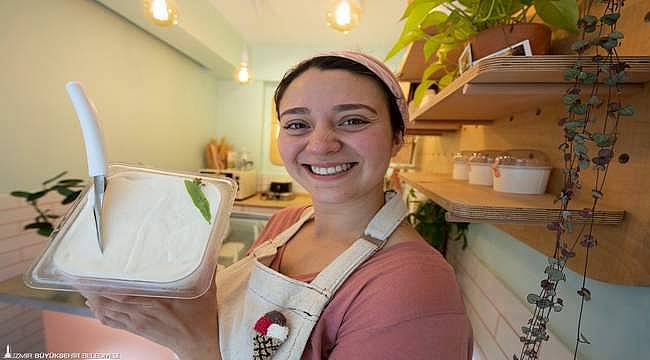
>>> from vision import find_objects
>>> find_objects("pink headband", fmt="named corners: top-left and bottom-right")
top-left (315, 50), bottom-right (409, 126)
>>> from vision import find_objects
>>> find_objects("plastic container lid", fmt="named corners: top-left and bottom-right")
top-left (468, 150), bottom-right (501, 164)
top-left (453, 150), bottom-right (474, 163)
top-left (495, 149), bottom-right (551, 168)
top-left (25, 163), bottom-right (237, 299)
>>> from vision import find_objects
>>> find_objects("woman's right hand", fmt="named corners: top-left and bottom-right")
top-left (82, 279), bottom-right (221, 360)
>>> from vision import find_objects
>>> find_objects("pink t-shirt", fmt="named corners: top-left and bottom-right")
top-left (248, 206), bottom-right (473, 360)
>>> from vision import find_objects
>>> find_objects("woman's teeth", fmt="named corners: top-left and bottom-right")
top-left (309, 163), bottom-right (355, 176)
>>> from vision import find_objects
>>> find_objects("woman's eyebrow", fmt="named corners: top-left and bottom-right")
top-left (280, 107), bottom-right (310, 118)
top-left (333, 103), bottom-right (378, 114)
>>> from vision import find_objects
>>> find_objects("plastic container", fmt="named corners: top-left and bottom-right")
top-left (451, 151), bottom-right (474, 181)
top-left (493, 150), bottom-right (551, 194)
top-left (468, 150), bottom-right (500, 186)
top-left (25, 163), bottom-right (237, 299)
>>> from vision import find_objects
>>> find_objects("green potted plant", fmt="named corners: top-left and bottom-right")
top-left (406, 189), bottom-right (469, 255)
top-left (11, 171), bottom-right (85, 236)
top-left (386, 0), bottom-right (579, 105)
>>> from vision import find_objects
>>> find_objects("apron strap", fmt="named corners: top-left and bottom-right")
top-left (251, 207), bottom-right (315, 259)
top-left (310, 191), bottom-right (407, 296)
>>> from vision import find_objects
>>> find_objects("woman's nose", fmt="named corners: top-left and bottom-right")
top-left (306, 125), bottom-right (342, 154)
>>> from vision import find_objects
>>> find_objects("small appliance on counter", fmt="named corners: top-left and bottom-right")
top-left (492, 149), bottom-right (551, 194)
top-left (468, 150), bottom-right (501, 186)
top-left (219, 168), bottom-right (257, 200)
top-left (261, 181), bottom-right (296, 201)
top-left (451, 150), bottom-right (474, 181)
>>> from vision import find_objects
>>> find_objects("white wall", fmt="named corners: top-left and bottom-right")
top-left (1, 0), bottom-right (221, 193)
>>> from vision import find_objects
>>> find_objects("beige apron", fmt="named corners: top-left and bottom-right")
top-left (216, 191), bottom-right (407, 360)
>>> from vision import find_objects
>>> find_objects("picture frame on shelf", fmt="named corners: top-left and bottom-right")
top-left (473, 39), bottom-right (533, 66)
top-left (458, 43), bottom-right (473, 74)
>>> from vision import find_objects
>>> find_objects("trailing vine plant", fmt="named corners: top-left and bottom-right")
top-left (516, 1), bottom-right (633, 359)
top-left (10, 171), bottom-right (84, 236)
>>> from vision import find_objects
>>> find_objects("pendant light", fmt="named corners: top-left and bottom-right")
top-left (326, 0), bottom-right (362, 34)
top-left (143, 0), bottom-right (179, 27)
top-left (236, 49), bottom-right (252, 84)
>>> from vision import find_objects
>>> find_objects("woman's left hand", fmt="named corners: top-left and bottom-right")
top-left (82, 280), bottom-right (220, 360)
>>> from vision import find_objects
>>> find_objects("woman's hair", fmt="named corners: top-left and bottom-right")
top-left (273, 56), bottom-right (404, 140)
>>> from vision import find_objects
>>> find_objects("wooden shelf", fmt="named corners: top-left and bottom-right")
top-left (400, 172), bottom-right (625, 225)
top-left (408, 55), bottom-right (650, 121)
top-left (404, 120), bottom-right (461, 136)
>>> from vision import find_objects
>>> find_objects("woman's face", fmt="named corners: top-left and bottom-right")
top-left (277, 68), bottom-right (402, 204)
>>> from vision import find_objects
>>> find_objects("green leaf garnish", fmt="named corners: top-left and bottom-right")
top-left (184, 179), bottom-right (211, 223)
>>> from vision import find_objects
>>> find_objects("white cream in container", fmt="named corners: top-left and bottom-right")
top-left (53, 171), bottom-right (221, 282)
top-left (26, 164), bottom-right (236, 298)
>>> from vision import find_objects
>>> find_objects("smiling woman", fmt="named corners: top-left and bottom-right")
top-left (84, 51), bottom-right (473, 360)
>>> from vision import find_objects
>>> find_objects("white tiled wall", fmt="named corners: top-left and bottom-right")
top-left (447, 239), bottom-right (572, 360)
top-left (0, 193), bottom-right (69, 282)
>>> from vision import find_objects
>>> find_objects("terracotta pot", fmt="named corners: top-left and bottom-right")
top-left (468, 23), bottom-right (552, 61)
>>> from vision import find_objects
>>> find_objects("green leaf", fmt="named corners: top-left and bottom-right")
top-left (27, 190), bottom-right (48, 202)
top-left (592, 133), bottom-right (611, 147)
top-left (25, 222), bottom-right (53, 237)
top-left (400, 0), bottom-right (444, 21)
top-left (61, 190), bottom-right (82, 205)
top-left (571, 39), bottom-right (590, 53)
top-left (385, 30), bottom-right (424, 60)
top-left (10, 191), bottom-right (32, 198)
top-left (57, 179), bottom-right (84, 185)
top-left (600, 38), bottom-right (618, 50)
top-left (56, 187), bottom-right (74, 197)
top-left (422, 62), bottom-right (444, 80)
top-left (601, 12), bottom-right (620, 25)
top-left (588, 95), bottom-right (601, 106)
top-left (546, 267), bottom-right (567, 282)
top-left (527, 293), bottom-right (541, 304)
top-left (562, 94), bottom-right (580, 105)
top-left (564, 67), bottom-right (579, 81)
top-left (42, 171), bottom-right (68, 186)
top-left (608, 31), bottom-right (624, 40)
top-left (534, 0), bottom-right (579, 32)
top-left (420, 10), bottom-right (448, 30)
top-left (619, 105), bottom-right (635, 116)
top-left (574, 143), bottom-right (587, 155)
top-left (569, 104), bottom-right (587, 115)
top-left (422, 36), bottom-right (442, 61)
top-left (413, 80), bottom-right (435, 107)
top-left (184, 179), bottom-right (211, 223)
top-left (438, 71), bottom-right (456, 88)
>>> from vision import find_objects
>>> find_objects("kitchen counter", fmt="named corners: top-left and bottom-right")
top-left (234, 193), bottom-right (311, 209)
top-left (0, 275), bottom-right (91, 317)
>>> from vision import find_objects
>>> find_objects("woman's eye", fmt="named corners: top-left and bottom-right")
top-left (283, 122), bottom-right (308, 130)
top-left (340, 117), bottom-right (369, 127)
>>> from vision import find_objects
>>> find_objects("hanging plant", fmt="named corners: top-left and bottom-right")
top-left (516, 1), bottom-right (633, 359)
top-left (10, 171), bottom-right (85, 237)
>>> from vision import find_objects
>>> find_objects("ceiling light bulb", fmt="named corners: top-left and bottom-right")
top-left (327, 0), bottom-right (361, 34)
top-left (335, 1), bottom-right (352, 26)
top-left (152, 0), bottom-right (169, 21)
top-left (144, 0), bottom-right (178, 27)
top-left (238, 64), bottom-right (250, 83)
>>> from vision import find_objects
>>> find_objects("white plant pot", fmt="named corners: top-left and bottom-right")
top-left (493, 165), bottom-right (551, 194)
top-left (468, 163), bottom-right (493, 185)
